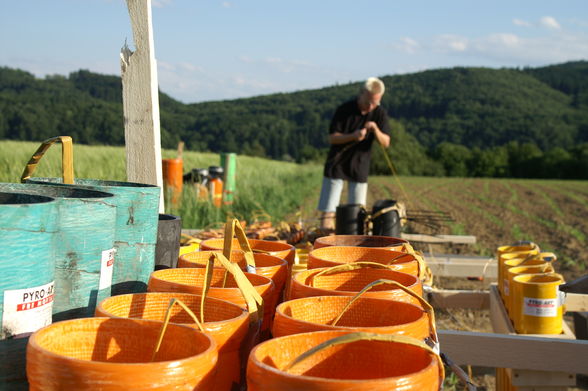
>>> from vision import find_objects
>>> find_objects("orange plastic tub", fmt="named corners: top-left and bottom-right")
top-left (313, 234), bottom-right (408, 250)
top-left (147, 268), bottom-right (276, 331)
top-left (96, 292), bottom-right (249, 391)
top-left (247, 330), bottom-right (442, 391)
top-left (272, 295), bottom-right (434, 341)
top-left (308, 246), bottom-right (420, 277)
top-left (200, 238), bottom-right (295, 267)
top-left (289, 263), bottom-right (423, 306)
top-left (27, 317), bottom-right (216, 390)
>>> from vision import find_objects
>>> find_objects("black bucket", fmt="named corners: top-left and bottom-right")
top-left (154, 214), bottom-right (182, 270)
top-left (335, 204), bottom-right (367, 235)
top-left (372, 200), bottom-right (401, 237)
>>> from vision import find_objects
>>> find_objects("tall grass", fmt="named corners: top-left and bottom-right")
top-left (0, 140), bottom-right (322, 228)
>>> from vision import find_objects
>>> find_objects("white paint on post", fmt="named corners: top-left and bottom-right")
top-left (121, 0), bottom-right (164, 212)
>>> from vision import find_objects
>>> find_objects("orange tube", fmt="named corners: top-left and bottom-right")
top-left (289, 266), bottom-right (423, 306)
top-left (313, 234), bottom-right (408, 250)
top-left (95, 292), bottom-right (248, 391)
top-left (162, 158), bottom-right (183, 204)
top-left (26, 317), bottom-right (217, 390)
top-left (308, 246), bottom-right (420, 277)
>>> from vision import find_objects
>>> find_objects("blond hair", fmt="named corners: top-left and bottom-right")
top-left (361, 77), bottom-right (385, 95)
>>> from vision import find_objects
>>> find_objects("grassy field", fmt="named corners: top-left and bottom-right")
top-left (2, 140), bottom-right (586, 279)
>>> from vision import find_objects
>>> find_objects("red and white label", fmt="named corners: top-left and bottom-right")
top-left (2, 281), bottom-right (54, 339)
top-left (99, 248), bottom-right (115, 290)
top-left (523, 297), bottom-right (558, 317)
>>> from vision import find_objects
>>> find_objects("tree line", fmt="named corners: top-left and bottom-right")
top-left (1, 61), bottom-right (587, 178)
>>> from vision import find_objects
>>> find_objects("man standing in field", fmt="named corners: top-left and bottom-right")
top-left (318, 77), bottom-right (391, 230)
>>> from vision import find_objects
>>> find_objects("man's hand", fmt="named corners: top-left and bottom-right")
top-left (365, 121), bottom-right (390, 147)
top-left (365, 121), bottom-right (378, 132)
top-left (354, 128), bottom-right (368, 141)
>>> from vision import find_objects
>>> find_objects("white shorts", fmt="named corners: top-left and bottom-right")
top-left (317, 177), bottom-right (368, 213)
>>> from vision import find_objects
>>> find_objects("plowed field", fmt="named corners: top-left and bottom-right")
top-left (368, 176), bottom-right (588, 281)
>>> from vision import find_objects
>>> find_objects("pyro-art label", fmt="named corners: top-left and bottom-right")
top-left (2, 281), bottom-right (54, 339)
top-left (523, 297), bottom-right (558, 317)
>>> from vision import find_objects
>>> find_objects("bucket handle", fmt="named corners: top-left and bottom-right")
top-left (151, 298), bottom-right (205, 361)
top-left (282, 332), bottom-right (445, 387)
top-left (400, 242), bottom-right (429, 282)
top-left (21, 136), bottom-right (74, 184)
top-left (204, 252), bottom-right (265, 326)
top-left (310, 261), bottom-right (391, 285)
top-left (331, 278), bottom-right (438, 343)
top-left (224, 218), bottom-right (256, 271)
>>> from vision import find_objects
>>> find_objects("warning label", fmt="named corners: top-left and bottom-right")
top-left (523, 297), bottom-right (558, 317)
top-left (99, 248), bottom-right (115, 290)
top-left (2, 281), bottom-right (54, 339)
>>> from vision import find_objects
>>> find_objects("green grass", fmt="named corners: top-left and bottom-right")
top-left (0, 140), bottom-right (322, 228)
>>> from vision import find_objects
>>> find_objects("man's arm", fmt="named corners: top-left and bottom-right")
top-left (328, 128), bottom-right (367, 145)
top-left (365, 121), bottom-right (390, 148)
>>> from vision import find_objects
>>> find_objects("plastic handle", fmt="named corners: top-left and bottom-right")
top-left (224, 218), bottom-right (256, 270)
top-left (331, 278), bottom-right (437, 343)
top-left (21, 136), bottom-right (74, 184)
top-left (151, 298), bottom-right (205, 362)
top-left (282, 331), bottom-right (444, 385)
top-left (211, 252), bottom-right (264, 325)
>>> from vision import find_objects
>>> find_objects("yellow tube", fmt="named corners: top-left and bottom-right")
top-left (506, 263), bottom-right (553, 324)
top-left (511, 273), bottom-right (564, 334)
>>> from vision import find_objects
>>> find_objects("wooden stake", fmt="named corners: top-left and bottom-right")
top-left (121, 0), bottom-right (164, 212)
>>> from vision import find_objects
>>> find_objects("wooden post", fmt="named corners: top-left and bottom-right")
top-left (121, 0), bottom-right (164, 212)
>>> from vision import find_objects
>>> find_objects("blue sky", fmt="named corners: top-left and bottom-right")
top-left (1, 0), bottom-right (587, 103)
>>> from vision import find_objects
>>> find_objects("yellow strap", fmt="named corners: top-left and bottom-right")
top-left (331, 278), bottom-right (437, 343)
top-left (21, 136), bottom-right (74, 184)
top-left (211, 252), bottom-right (264, 325)
top-left (151, 298), bottom-right (205, 362)
top-left (310, 262), bottom-right (391, 286)
top-left (401, 243), bottom-right (428, 281)
top-left (224, 218), bottom-right (256, 270)
top-left (200, 254), bottom-right (215, 323)
top-left (282, 331), bottom-right (444, 383)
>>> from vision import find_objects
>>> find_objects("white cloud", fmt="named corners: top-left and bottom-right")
top-left (152, 0), bottom-right (172, 8)
top-left (434, 34), bottom-right (469, 52)
top-left (513, 18), bottom-right (532, 27)
top-left (392, 37), bottom-right (420, 54)
top-left (222, 2), bottom-right (232, 8)
top-left (540, 16), bottom-right (561, 30)
top-left (486, 33), bottom-right (520, 48)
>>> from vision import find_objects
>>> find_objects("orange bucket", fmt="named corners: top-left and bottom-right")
top-left (308, 246), bottom-right (421, 278)
top-left (313, 234), bottom-right (408, 250)
top-left (148, 268), bottom-right (276, 332)
top-left (272, 293), bottom-right (434, 341)
top-left (200, 238), bottom-right (295, 267)
top-left (95, 292), bottom-right (249, 391)
top-left (179, 250), bottom-right (288, 299)
top-left (289, 263), bottom-right (423, 306)
top-left (247, 330), bottom-right (443, 391)
top-left (26, 317), bottom-right (216, 390)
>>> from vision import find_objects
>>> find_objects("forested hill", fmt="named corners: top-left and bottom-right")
top-left (1, 61), bottom-right (587, 178)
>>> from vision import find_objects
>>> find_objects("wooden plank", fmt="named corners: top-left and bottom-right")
top-left (490, 283), bottom-right (515, 333)
top-left (509, 369), bottom-right (575, 387)
top-left (425, 253), bottom-right (497, 278)
top-left (401, 233), bottom-right (476, 244)
top-left (516, 387), bottom-right (567, 391)
top-left (565, 293), bottom-right (588, 312)
top-left (427, 289), bottom-right (490, 309)
top-left (122, 0), bottom-right (164, 212)
top-left (437, 330), bottom-right (588, 374)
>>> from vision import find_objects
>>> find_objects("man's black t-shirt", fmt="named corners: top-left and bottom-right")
top-left (323, 99), bottom-right (390, 183)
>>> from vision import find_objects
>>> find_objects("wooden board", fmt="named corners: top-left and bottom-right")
top-left (425, 253), bottom-right (497, 279)
top-left (122, 0), bottom-right (164, 212)
top-left (437, 330), bottom-right (588, 374)
top-left (427, 289), bottom-right (490, 309)
top-left (401, 233), bottom-right (476, 244)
